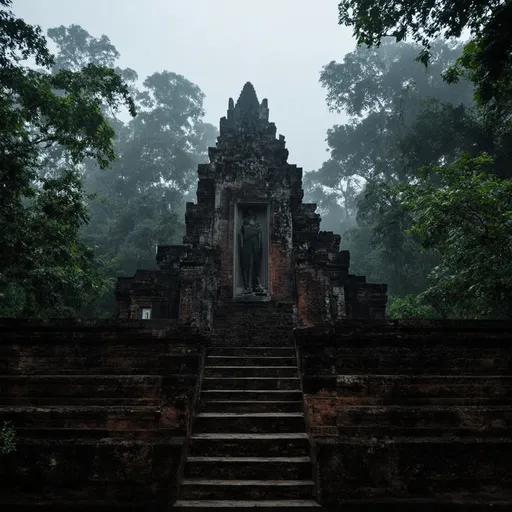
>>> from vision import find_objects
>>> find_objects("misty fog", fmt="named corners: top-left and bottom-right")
top-left (2, 0), bottom-right (511, 320)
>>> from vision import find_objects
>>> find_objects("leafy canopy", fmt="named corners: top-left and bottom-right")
top-left (0, 0), bottom-right (135, 317)
top-left (394, 153), bottom-right (512, 318)
top-left (337, 0), bottom-right (512, 107)
top-left (42, 24), bottom-right (217, 316)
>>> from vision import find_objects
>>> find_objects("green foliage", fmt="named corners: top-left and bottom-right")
top-left (0, 15), bottom-right (217, 318)
top-left (337, 0), bottom-right (512, 107)
top-left (349, 180), bottom-right (440, 295)
top-left (45, 24), bottom-right (217, 315)
top-left (0, 1), bottom-right (135, 317)
top-left (316, 40), bottom-right (475, 200)
top-left (443, 34), bottom-right (512, 118)
top-left (308, 40), bottom-right (479, 300)
top-left (0, 170), bottom-right (114, 317)
top-left (388, 294), bottom-right (438, 320)
top-left (309, 35), bottom-right (512, 318)
top-left (394, 153), bottom-right (512, 318)
top-left (47, 24), bottom-right (120, 70)
top-left (0, 422), bottom-right (16, 455)
top-left (338, 0), bottom-right (498, 50)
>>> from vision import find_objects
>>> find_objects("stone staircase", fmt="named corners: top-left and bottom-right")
top-left (0, 320), bottom-right (206, 510)
top-left (174, 302), bottom-right (321, 510)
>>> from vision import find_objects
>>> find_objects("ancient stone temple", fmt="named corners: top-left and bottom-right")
top-left (1, 84), bottom-right (511, 511)
top-left (115, 82), bottom-right (388, 327)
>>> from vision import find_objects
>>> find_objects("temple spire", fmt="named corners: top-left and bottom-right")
top-left (235, 82), bottom-right (260, 111)
top-left (220, 82), bottom-right (274, 136)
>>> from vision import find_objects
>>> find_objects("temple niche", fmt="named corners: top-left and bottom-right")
top-left (115, 82), bottom-right (388, 328)
top-left (235, 204), bottom-right (269, 297)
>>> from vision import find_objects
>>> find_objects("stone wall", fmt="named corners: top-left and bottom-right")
top-left (0, 319), bottom-right (208, 510)
top-left (295, 320), bottom-right (512, 510)
top-left (211, 300), bottom-right (295, 346)
top-left (114, 83), bottom-right (388, 327)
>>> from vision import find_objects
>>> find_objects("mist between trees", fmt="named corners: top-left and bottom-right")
top-left (1, 0), bottom-right (511, 320)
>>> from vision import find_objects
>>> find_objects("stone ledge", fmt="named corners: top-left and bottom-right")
top-left (294, 319), bottom-right (512, 345)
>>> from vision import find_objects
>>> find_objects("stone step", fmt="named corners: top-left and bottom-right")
top-left (0, 343), bottom-right (196, 357)
top-left (320, 397), bottom-right (512, 406)
top-left (0, 375), bottom-right (164, 399)
top-left (0, 438), bottom-right (183, 494)
top-left (212, 330), bottom-right (293, 337)
top-left (209, 347), bottom-right (296, 357)
top-left (214, 318), bottom-right (293, 327)
top-left (301, 346), bottom-right (512, 375)
top-left (0, 484), bottom-right (169, 507)
top-left (314, 436), bottom-right (512, 491)
top-left (0, 505), bottom-right (165, 511)
top-left (1, 354), bottom-right (200, 375)
top-left (188, 433), bottom-right (310, 458)
top-left (212, 324), bottom-right (292, 331)
top-left (7, 499), bottom-right (512, 511)
top-left (211, 338), bottom-right (294, 347)
top-left (204, 366), bottom-right (298, 378)
top-left (215, 307), bottom-right (293, 314)
top-left (0, 406), bottom-right (168, 431)
top-left (201, 390), bottom-right (303, 401)
top-left (207, 356), bottom-right (297, 367)
top-left (0, 397), bottom-right (162, 407)
top-left (312, 499), bottom-right (512, 511)
top-left (7, 429), bottom-right (166, 440)
top-left (201, 401), bottom-right (303, 413)
top-left (179, 480), bottom-right (315, 500)
top-left (213, 323), bottom-right (293, 331)
top-left (212, 317), bottom-right (292, 324)
top-left (202, 378), bottom-right (300, 391)
top-left (194, 412), bottom-right (306, 434)
top-left (332, 405), bottom-right (512, 436)
top-left (214, 308), bottom-right (294, 317)
top-left (174, 500), bottom-right (321, 510)
top-left (303, 374), bottom-right (512, 398)
top-left (184, 456), bottom-right (312, 480)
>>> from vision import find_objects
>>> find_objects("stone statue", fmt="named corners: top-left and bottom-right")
top-left (238, 208), bottom-right (265, 294)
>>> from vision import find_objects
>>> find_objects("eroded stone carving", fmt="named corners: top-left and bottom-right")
top-left (239, 208), bottom-right (265, 295)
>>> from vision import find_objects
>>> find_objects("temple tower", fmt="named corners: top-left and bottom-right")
top-left (116, 83), bottom-right (387, 329)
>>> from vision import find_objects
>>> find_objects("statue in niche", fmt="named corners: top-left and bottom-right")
top-left (238, 208), bottom-right (266, 295)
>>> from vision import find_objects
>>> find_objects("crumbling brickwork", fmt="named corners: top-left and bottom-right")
top-left (0, 319), bottom-right (208, 510)
top-left (295, 319), bottom-right (512, 509)
top-left (115, 82), bottom-right (387, 327)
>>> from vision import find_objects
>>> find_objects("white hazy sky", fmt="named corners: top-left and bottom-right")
top-left (13, 0), bottom-right (355, 171)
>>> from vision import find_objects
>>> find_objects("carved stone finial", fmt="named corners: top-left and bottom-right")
top-left (236, 82), bottom-right (260, 111)
top-left (235, 82), bottom-right (262, 132)
top-left (260, 98), bottom-right (269, 122)
top-left (228, 97), bottom-right (234, 110)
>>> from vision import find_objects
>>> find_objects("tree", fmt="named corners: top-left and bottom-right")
top-left (0, 0), bottom-right (135, 317)
top-left (45, 24), bottom-right (217, 316)
top-left (307, 40), bottom-right (480, 297)
top-left (310, 3), bottom-right (512, 316)
top-left (337, 0), bottom-right (512, 107)
top-left (319, 39), bottom-right (475, 185)
top-left (80, 70), bottom-right (217, 282)
top-left (394, 153), bottom-right (512, 318)
top-left (388, 294), bottom-right (438, 320)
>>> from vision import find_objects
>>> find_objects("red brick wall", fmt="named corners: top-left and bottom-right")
top-left (295, 264), bottom-right (330, 327)
top-left (296, 320), bottom-right (512, 508)
top-left (269, 244), bottom-right (294, 301)
top-left (0, 319), bottom-right (207, 509)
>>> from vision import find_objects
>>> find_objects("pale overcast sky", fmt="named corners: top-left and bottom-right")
top-left (13, 0), bottom-right (355, 172)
